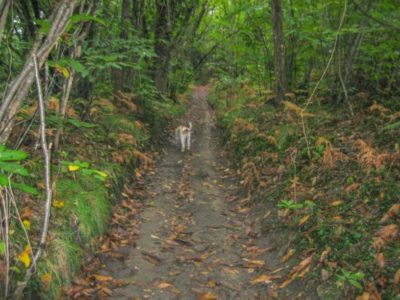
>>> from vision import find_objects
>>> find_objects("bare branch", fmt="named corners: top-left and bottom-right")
top-left (13, 54), bottom-right (53, 299)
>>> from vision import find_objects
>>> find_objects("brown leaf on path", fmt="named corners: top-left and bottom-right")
top-left (157, 282), bottom-right (172, 289)
top-left (319, 246), bottom-right (331, 264)
top-left (376, 253), bottom-right (385, 268)
top-left (198, 292), bottom-right (218, 300)
top-left (376, 224), bottom-right (398, 242)
top-left (207, 280), bottom-right (217, 288)
top-left (281, 248), bottom-right (295, 263)
top-left (279, 255), bottom-right (313, 289)
top-left (92, 274), bottom-right (113, 282)
top-left (394, 269), bottom-right (400, 285)
top-left (345, 182), bottom-right (361, 193)
top-left (250, 274), bottom-right (281, 285)
top-left (243, 259), bottom-right (265, 269)
top-left (380, 204), bottom-right (400, 223)
top-left (356, 283), bottom-right (381, 300)
top-left (330, 200), bottom-right (343, 207)
top-left (298, 215), bottom-right (310, 226)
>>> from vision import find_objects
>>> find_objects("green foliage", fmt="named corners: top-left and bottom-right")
top-left (336, 269), bottom-right (365, 290)
top-left (60, 160), bottom-right (108, 181)
top-left (0, 145), bottom-right (38, 194)
top-left (278, 199), bottom-right (304, 210)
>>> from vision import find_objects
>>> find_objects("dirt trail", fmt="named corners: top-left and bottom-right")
top-left (99, 86), bottom-right (282, 299)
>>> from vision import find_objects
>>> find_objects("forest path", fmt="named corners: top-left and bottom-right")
top-left (82, 86), bottom-right (284, 299)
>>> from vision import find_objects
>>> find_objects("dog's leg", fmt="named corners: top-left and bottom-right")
top-left (180, 132), bottom-right (185, 152)
top-left (187, 132), bottom-right (191, 151)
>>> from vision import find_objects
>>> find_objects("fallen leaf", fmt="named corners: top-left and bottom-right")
top-left (243, 258), bottom-right (265, 268)
top-left (298, 215), bottom-right (310, 226)
top-left (376, 224), bottom-right (398, 241)
top-left (250, 274), bottom-right (280, 285)
top-left (319, 246), bottom-right (331, 263)
top-left (376, 253), bottom-right (385, 268)
top-left (198, 292), bottom-right (218, 300)
top-left (21, 208), bottom-right (34, 219)
top-left (380, 204), bottom-right (400, 223)
top-left (330, 200), bottom-right (343, 207)
top-left (41, 273), bottom-right (52, 286)
top-left (281, 249), bottom-right (295, 263)
top-left (279, 255), bottom-right (313, 289)
top-left (157, 282), bottom-right (172, 289)
top-left (345, 183), bottom-right (361, 193)
top-left (207, 280), bottom-right (216, 288)
top-left (93, 274), bottom-right (113, 282)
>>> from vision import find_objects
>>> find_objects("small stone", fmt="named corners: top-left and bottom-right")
top-left (321, 269), bottom-right (330, 281)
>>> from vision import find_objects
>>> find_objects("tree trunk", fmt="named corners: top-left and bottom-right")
top-left (271, 0), bottom-right (286, 103)
top-left (0, 0), bottom-right (77, 144)
top-left (0, 0), bottom-right (10, 46)
top-left (113, 0), bottom-right (132, 92)
top-left (153, 0), bottom-right (173, 94)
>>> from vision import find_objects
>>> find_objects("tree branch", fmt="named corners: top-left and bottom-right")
top-left (13, 54), bottom-right (53, 299)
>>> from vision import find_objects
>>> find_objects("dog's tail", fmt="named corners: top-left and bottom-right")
top-left (188, 122), bottom-right (192, 130)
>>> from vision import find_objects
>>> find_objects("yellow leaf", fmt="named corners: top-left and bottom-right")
top-left (250, 274), bottom-right (278, 285)
top-left (18, 245), bottom-right (31, 268)
top-left (158, 282), bottom-right (172, 289)
top-left (55, 65), bottom-right (70, 78)
top-left (22, 220), bottom-right (31, 230)
top-left (93, 274), bottom-right (113, 282)
top-left (330, 200), bottom-right (343, 207)
top-left (298, 215), bottom-right (310, 226)
top-left (41, 273), bottom-right (52, 285)
top-left (52, 200), bottom-right (65, 208)
top-left (68, 165), bottom-right (80, 171)
top-left (199, 292), bottom-right (218, 300)
top-left (281, 248), bottom-right (295, 263)
top-left (96, 171), bottom-right (108, 178)
top-left (207, 280), bottom-right (216, 288)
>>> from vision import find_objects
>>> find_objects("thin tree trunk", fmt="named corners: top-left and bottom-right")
top-left (0, 0), bottom-right (10, 46)
top-left (271, 0), bottom-right (286, 103)
top-left (153, 0), bottom-right (173, 94)
top-left (0, 0), bottom-right (77, 144)
top-left (13, 54), bottom-right (53, 300)
top-left (113, 0), bottom-right (131, 92)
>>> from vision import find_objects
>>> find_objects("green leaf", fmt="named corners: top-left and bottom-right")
top-left (70, 14), bottom-right (107, 26)
top-left (0, 162), bottom-right (30, 176)
top-left (60, 160), bottom-right (90, 169)
top-left (0, 241), bottom-right (5, 255)
top-left (349, 279), bottom-right (363, 290)
top-left (11, 183), bottom-right (39, 195)
top-left (0, 149), bottom-right (28, 161)
top-left (36, 19), bottom-right (52, 34)
top-left (67, 118), bottom-right (96, 129)
top-left (0, 174), bottom-right (10, 186)
top-left (384, 121), bottom-right (400, 131)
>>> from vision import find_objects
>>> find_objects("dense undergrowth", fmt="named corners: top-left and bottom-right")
top-left (0, 92), bottom-right (186, 298)
top-left (209, 81), bottom-right (400, 299)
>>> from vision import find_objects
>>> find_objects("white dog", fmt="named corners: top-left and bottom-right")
top-left (175, 122), bottom-right (192, 152)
